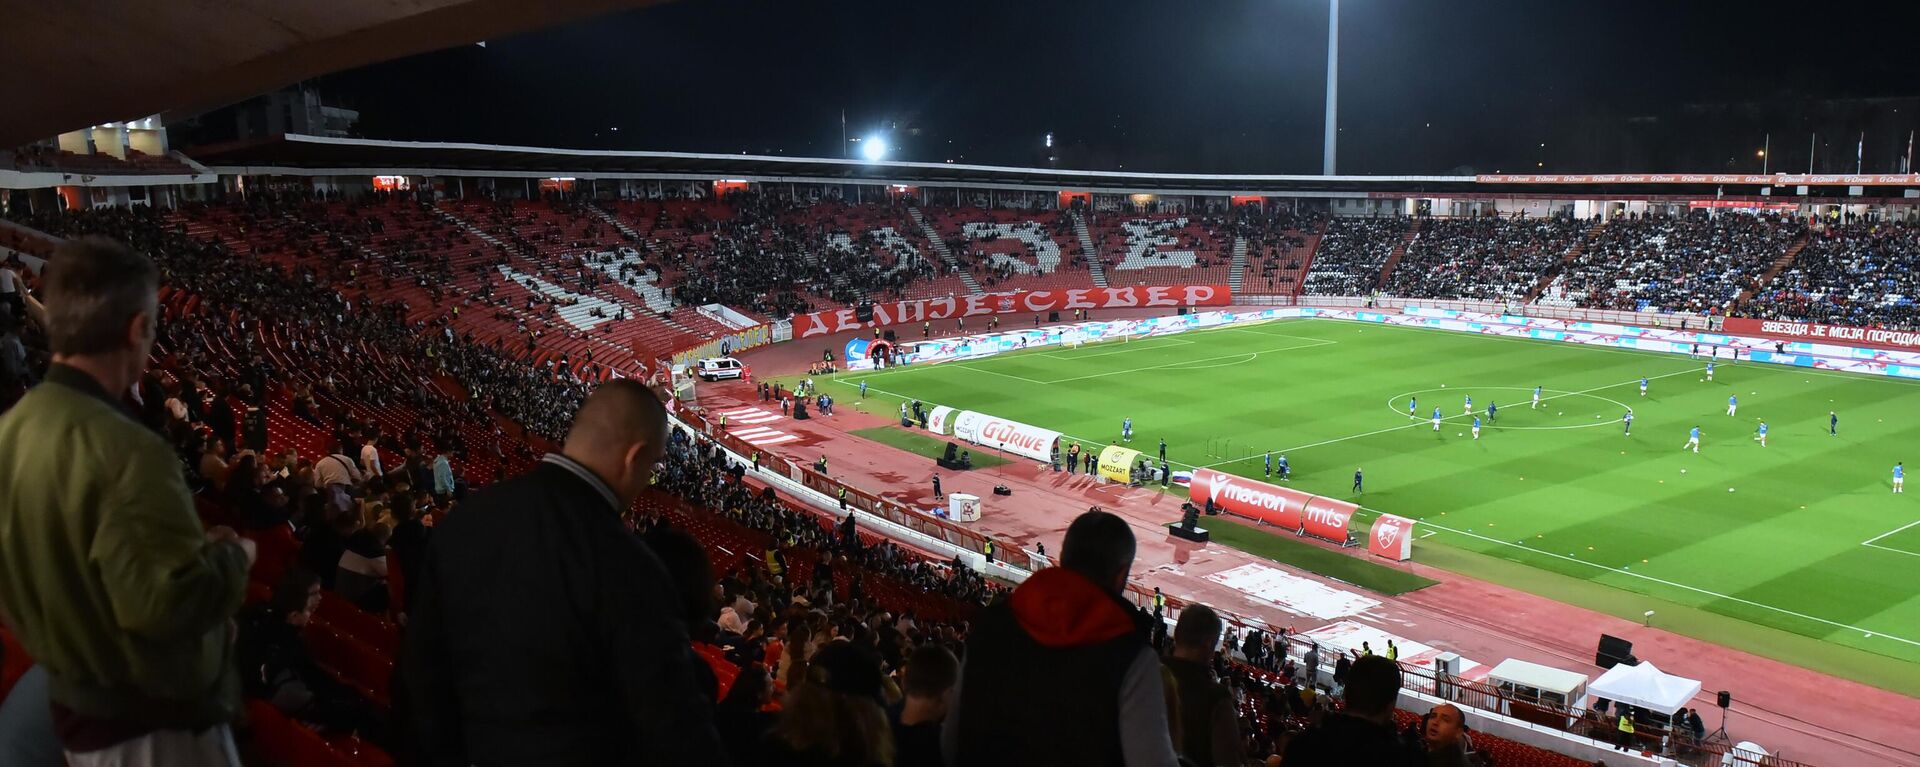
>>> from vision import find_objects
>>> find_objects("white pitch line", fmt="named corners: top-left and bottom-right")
top-left (1863, 518), bottom-right (1920, 546)
top-left (1863, 542), bottom-right (1920, 559)
top-left (939, 363), bottom-right (1053, 386)
top-left (1039, 337), bottom-right (1197, 359)
top-left (1345, 505), bottom-right (1920, 650)
top-left (1042, 338), bottom-right (1336, 384)
top-left (1189, 367), bottom-right (1701, 469)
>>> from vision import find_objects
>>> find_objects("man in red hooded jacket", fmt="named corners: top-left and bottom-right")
top-left (943, 510), bottom-right (1178, 767)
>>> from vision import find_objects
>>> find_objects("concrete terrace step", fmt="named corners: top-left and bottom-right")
top-left (908, 206), bottom-right (984, 295)
top-left (1070, 210), bottom-right (1109, 289)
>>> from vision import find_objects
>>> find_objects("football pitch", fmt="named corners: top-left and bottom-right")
top-left (830, 319), bottom-right (1920, 689)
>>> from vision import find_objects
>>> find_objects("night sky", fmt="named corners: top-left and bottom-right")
top-left (316, 0), bottom-right (1920, 175)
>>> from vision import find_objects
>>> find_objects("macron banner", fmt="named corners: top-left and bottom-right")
top-left (1367, 514), bottom-right (1416, 561)
top-left (792, 285), bottom-right (1231, 338)
top-left (951, 410), bottom-right (1061, 463)
top-left (1186, 468), bottom-right (1307, 531)
top-left (1723, 317), bottom-right (1920, 353)
top-left (1097, 445), bottom-right (1142, 483)
top-left (926, 406), bottom-right (957, 435)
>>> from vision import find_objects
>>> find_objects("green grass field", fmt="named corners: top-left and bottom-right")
top-left (849, 426), bottom-right (1011, 469)
top-left (828, 319), bottom-right (1920, 692)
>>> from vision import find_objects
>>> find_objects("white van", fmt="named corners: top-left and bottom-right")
top-left (696, 357), bottom-right (746, 381)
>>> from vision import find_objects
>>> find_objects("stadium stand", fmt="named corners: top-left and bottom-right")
top-left (1537, 211), bottom-right (1807, 313)
top-left (1302, 215), bottom-right (1414, 295)
top-left (1089, 211), bottom-right (1238, 288)
top-left (0, 197), bottom-right (1868, 767)
top-left (926, 206), bottom-right (1093, 293)
top-left (1382, 216), bottom-right (1590, 300)
top-left (1742, 220), bottom-right (1920, 330)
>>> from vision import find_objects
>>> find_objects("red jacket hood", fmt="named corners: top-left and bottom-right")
top-left (1008, 567), bottom-right (1138, 649)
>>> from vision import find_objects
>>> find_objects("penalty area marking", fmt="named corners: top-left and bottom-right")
top-left (1862, 518), bottom-right (1920, 559)
top-left (1037, 336), bottom-right (1196, 360)
top-left (1039, 338), bottom-right (1336, 384)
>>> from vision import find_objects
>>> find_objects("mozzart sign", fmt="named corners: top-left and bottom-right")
top-left (791, 285), bottom-right (1230, 338)
top-left (1186, 468), bottom-right (1358, 543)
top-left (1723, 317), bottom-right (1920, 352)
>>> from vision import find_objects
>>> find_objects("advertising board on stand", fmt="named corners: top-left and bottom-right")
top-left (792, 285), bottom-right (1230, 338)
top-left (951, 410), bottom-right (1061, 463)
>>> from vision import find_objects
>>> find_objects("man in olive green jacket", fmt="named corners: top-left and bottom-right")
top-left (0, 237), bottom-right (253, 766)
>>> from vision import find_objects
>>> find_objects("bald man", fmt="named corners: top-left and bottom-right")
top-left (398, 381), bottom-right (726, 766)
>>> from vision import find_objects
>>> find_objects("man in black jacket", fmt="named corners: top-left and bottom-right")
top-left (398, 381), bottom-right (727, 766)
top-left (944, 510), bottom-right (1178, 767)
top-left (1281, 655), bottom-right (1419, 766)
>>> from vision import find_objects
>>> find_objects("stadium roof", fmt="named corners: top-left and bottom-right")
top-left (0, 0), bottom-right (662, 148)
top-left (190, 135), bottom-right (1920, 199)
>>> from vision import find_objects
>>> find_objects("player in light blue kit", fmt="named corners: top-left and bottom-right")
top-left (1706, 360), bottom-right (1716, 382)
top-left (1277, 453), bottom-right (1290, 480)
top-left (1122, 416), bottom-right (1133, 442)
top-left (1640, 376), bottom-right (1649, 397)
top-left (1622, 408), bottom-right (1634, 436)
top-left (1409, 396), bottom-right (1418, 417)
top-left (1683, 425), bottom-right (1701, 453)
top-left (1727, 394), bottom-right (1738, 417)
top-left (1463, 394), bottom-right (1473, 416)
top-left (1532, 385), bottom-right (1542, 409)
top-left (1472, 415), bottom-right (1482, 440)
top-left (1755, 420), bottom-right (1768, 447)
top-left (1432, 407), bottom-right (1443, 432)
top-left (1895, 462), bottom-right (1905, 494)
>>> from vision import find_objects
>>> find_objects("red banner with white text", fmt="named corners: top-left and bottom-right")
top-left (1301, 496), bottom-right (1358, 544)
top-left (1367, 514), bottom-right (1416, 561)
top-left (791, 285), bottom-right (1231, 338)
top-left (1186, 468), bottom-right (1308, 531)
top-left (1723, 317), bottom-right (1920, 352)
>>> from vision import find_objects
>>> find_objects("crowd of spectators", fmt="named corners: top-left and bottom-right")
top-left (941, 215), bottom-right (1082, 289)
top-left (1543, 211), bottom-right (1805, 313)
top-left (1383, 216), bottom-right (1589, 300)
top-left (1743, 220), bottom-right (1920, 330)
top-left (1302, 216), bottom-right (1413, 295)
top-left (2, 210), bottom-right (1683, 767)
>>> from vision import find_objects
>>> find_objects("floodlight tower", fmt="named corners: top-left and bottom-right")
top-left (1323, 0), bottom-right (1340, 176)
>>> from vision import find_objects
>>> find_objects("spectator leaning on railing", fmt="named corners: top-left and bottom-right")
top-left (0, 236), bottom-right (256, 766)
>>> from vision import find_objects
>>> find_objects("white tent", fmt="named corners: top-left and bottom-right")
top-left (1586, 661), bottom-right (1702, 715)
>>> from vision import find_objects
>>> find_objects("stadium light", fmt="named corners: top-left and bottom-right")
top-left (861, 134), bottom-right (889, 162)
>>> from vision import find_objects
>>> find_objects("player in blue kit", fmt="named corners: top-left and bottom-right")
top-left (1683, 425), bottom-right (1701, 453)
top-left (1622, 408), bottom-right (1634, 436)
top-left (1472, 415), bottom-right (1482, 440)
top-left (1277, 453), bottom-right (1290, 480)
top-left (1830, 411), bottom-right (1838, 436)
top-left (1122, 416), bottom-right (1133, 442)
top-left (1264, 450), bottom-right (1273, 477)
top-left (1486, 401), bottom-right (1498, 423)
top-left (1727, 395), bottom-right (1738, 417)
top-left (1755, 420), bottom-right (1768, 447)
top-left (1532, 385), bottom-right (1542, 409)
top-left (1463, 394), bottom-right (1473, 416)
top-left (1431, 407), bottom-right (1443, 432)
top-left (1640, 376), bottom-right (1649, 397)
top-left (1706, 360), bottom-right (1716, 381)
top-left (1895, 462), bottom-right (1905, 494)
top-left (1409, 396), bottom-right (1418, 417)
